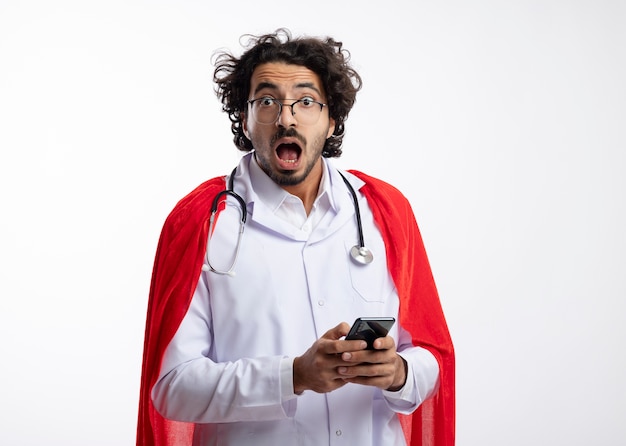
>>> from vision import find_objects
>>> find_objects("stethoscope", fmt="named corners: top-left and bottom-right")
top-left (202, 167), bottom-right (373, 276)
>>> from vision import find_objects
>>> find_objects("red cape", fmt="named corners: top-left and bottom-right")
top-left (137, 171), bottom-right (455, 445)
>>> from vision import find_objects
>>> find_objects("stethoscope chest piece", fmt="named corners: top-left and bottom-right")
top-left (350, 245), bottom-right (373, 265)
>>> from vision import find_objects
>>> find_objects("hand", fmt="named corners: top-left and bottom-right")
top-left (293, 322), bottom-right (368, 394)
top-left (337, 335), bottom-right (408, 391)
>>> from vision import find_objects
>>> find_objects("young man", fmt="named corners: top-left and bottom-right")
top-left (137, 29), bottom-right (454, 446)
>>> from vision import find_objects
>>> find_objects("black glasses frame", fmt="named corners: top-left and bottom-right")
top-left (247, 97), bottom-right (327, 124)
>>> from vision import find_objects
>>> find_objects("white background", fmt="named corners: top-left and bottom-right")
top-left (1, 1), bottom-right (624, 444)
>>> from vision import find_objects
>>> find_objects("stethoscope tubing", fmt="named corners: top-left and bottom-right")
top-left (203, 166), bottom-right (373, 275)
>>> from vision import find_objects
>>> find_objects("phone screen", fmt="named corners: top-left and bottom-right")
top-left (345, 317), bottom-right (396, 349)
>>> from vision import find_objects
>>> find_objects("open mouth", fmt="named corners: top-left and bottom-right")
top-left (276, 142), bottom-right (302, 168)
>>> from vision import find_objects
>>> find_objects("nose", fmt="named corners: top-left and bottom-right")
top-left (276, 103), bottom-right (297, 127)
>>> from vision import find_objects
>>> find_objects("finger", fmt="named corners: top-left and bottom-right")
top-left (321, 322), bottom-right (351, 341)
top-left (342, 346), bottom-right (396, 364)
top-left (322, 338), bottom-right (367, 356)
top-left (318, 323), bottom-right (365, 355)
top-left (372, 335), bottom-right (396, 351)
top-left (338, 362), bottom-right (394, 379)
top-left (343, 339), bottom-right (370, 351)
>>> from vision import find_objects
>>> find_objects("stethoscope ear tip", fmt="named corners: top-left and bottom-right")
top-left (201, 264), bottom-right (210, 272)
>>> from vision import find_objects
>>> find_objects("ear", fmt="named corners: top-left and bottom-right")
top-left (326, 117), bottom-right (336, 139)
top-left (242, 112), bottom-right (250, 139)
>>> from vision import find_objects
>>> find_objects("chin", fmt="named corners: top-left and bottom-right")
top-left (272, 170), bottom-right (305, 186)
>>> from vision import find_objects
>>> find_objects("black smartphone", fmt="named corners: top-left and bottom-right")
top-left (345, 317), bottom-right (396, 350)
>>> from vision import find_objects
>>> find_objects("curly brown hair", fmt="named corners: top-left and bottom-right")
top-left (213, 28), bottom-right (362, 158)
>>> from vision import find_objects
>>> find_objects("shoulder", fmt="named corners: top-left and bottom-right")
top-left (163, 176), bottom-right (227, 232)
top-left (175, 176), bottom-right (227, 208)
top-left (347, 169), bottom-right (412, 210)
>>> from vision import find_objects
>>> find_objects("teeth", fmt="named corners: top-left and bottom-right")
top-left (281, 159), bottom-right (296, 164)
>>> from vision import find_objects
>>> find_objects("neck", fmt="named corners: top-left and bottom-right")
top-left (282, 162), bottom-right (323, 215)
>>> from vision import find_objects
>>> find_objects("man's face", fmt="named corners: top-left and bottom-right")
top-left (243, 62), bottom-right (336, 188)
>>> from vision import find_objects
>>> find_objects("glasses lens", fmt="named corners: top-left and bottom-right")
top-left (292, 100), bottom-right (322, 125)
top-left (250, 99), bottom-right (279, 124)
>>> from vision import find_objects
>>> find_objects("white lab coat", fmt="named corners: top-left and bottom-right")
top-left (152, 153), bottom-right (439, 445)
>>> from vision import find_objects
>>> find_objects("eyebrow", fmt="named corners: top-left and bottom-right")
top-left (252, 81), bottom-right (323, 97)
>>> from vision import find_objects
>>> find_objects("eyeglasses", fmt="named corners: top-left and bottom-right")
top-left (247, 97), bottom-right (327, 125)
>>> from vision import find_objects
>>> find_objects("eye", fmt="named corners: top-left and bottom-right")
top-left (298, 97), bottom-right (316, 107)
top-left (258, 97), bottom-right (275, 107)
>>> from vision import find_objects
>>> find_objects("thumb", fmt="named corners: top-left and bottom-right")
top-left (322, 322), bottom-right (351, 340)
